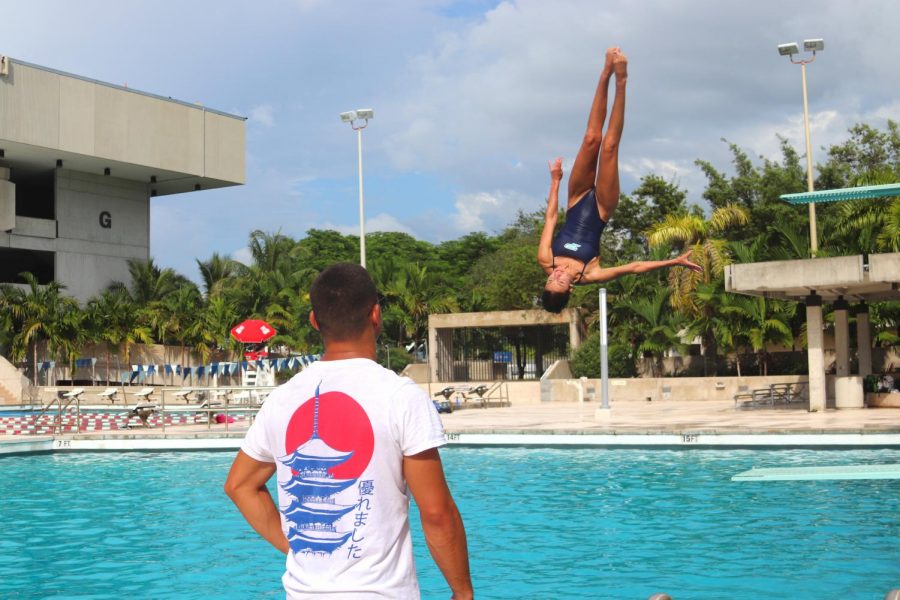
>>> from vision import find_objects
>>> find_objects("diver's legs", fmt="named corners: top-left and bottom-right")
top-left (595, 51), bottom-right (627, 222)
top-left (566, 47), bottom-right (617, 208)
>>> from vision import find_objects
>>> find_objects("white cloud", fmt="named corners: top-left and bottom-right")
top-left (382, 0), bottom-right (900, 203)
top-left (323, 213), bottom-right (416, 237)
top-left (249, 104), bottom-right (275, 128)
top-left (452, 189), bottom-right (537, 232)
top-left (231, 247), bottom-right (252, 266)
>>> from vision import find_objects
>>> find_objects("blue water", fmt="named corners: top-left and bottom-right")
top-left (1, 448), bottom-right (898, 599)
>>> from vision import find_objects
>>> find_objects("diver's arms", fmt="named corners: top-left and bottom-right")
top-left (581, 250), bottom-right (702, 283)
top-left (537, 158), bottom-right (564, 273)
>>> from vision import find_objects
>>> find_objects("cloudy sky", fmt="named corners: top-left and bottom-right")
top-left (5, 0), bottom-right (900, 279)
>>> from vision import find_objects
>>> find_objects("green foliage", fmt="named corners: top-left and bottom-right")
top-left (1, 120), bottom-right (898, 380)
top-left (569, 331), bottom-right (636, 378)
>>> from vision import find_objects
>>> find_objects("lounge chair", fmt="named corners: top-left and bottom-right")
top-left (461, 384), bottom-right (491, 408)
top-left (432, 388), bottom-right (454, 414)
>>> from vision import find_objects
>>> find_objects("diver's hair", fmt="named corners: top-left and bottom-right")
top-left (310, 263), bottom-right (378, 341)
top-left (540, 289), bottom-right (570, 314)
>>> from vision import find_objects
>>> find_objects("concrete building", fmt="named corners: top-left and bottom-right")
top-left (0, 56), bottom-right (245, 302)
top-left (726, 252), bottom-right (900, 412)
top-left (428, 308), bottom-right (585, 383)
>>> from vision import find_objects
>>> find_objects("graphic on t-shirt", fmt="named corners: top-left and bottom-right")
top-left (278, 382), bottom-right (374, 556)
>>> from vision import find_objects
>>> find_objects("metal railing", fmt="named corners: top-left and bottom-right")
top-left (9, 385), bottom-right (276, 435)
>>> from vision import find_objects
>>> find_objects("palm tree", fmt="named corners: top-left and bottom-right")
top-left (197, 252), bottom-right (243, 299)
top-left (157, 284), bottom-right (203, 376)
top-left (694, 280), bottom-right (749, 376)
top-left (86, 287), bottom-right (130, 384)
top-left (8, 273), bottom-right (82, 385)
top-left (647, 203), bottom-right (750, 311)
top-left (830, 169), bottom-right (900, 253)
top-left (189, 296), bottom-right (240, 366)
top-left (380, 263), bottom-right (459, 346)
top-left (248, 229), bottom-right (295, 274)
top-left (647, 204), bottom-right (749, 375)
top-left (127, 258), bottom-right (188, 307)
top-left (617, 288), bottom-right (688, 377)
top-left (723, 296), bottom-right (795, 375)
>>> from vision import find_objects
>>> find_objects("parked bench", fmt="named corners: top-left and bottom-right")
top-left (735, 383), bottom-right (806, 409)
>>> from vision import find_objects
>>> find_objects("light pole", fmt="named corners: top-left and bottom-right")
top-left (339, 108), bottom-right (375, 268)
top-left (778, 38), bottom-right (824, 255)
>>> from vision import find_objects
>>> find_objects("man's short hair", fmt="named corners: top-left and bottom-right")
top-left (310, 263), bottom-right (379, 340)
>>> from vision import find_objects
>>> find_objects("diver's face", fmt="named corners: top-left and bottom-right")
top-left (545, 267), bottom-right (574, 293)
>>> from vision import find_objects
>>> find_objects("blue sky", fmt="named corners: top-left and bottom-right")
top-left (4, 0), bottom-right (900, 281)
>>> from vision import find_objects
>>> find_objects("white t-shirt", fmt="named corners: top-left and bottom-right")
top-left (241, 358), bottom-right (446, 599)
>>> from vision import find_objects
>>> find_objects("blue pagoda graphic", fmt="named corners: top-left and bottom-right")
top-left (278, 382), bottom-right (357, 555)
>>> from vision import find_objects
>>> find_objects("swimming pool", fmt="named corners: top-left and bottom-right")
top-left (1, 448), bottom-right (897, 599)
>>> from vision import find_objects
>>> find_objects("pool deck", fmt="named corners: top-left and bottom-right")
top-left (1, 399), bottom-right (899, 453)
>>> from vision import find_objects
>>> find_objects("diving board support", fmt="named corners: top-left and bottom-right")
top-left (732, 463), bottom-right (900, 481)
top-left (805, 294), bottom-right (826, 412)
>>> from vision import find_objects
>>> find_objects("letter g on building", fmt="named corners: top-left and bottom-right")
top-left (99, 211), bottom-right (112, 229)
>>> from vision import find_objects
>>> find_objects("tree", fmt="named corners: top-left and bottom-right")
top-left (606, 174), bottom-right (689, 259)
top-left (8, 273), bottom-right (83, 385)
top-left (86, 284), bottom-right (153, 381)
top-left (616, 288), bottom-right (688, 377)
top-left (197, 252), bottom-right (243, 299)
top-left (723, 296), bottom-right (795, 376)
top-left (380, 262), bottom-right (458, 346)
top-left (695, 138), bottom-right (809, 243)
top-left (646, 204), bottom-right (749, 374)
top-left (126, 258), bottom-right (186, 307)
top-left (189, 296), bottom-right (240, 365)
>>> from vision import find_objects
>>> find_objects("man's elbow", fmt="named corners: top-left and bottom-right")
top-left (223, 479), bottom-right (238, 501)
top-left (419, 500), bottom-right (462, 532)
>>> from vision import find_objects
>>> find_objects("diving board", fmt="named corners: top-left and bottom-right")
top-left (732, 463), bottom-right (900, 481)
top-left (780, 182), bottom-right (900, 204)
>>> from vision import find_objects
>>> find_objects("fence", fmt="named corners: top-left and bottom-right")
top-left (440, 325), bottom-right (570, 382)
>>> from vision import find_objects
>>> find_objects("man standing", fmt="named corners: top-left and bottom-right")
top-left (225, 263), bottom-right (473, 599)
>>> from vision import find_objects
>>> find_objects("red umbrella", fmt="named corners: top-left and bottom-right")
top-left (230, 319), bottom-right (277, 344)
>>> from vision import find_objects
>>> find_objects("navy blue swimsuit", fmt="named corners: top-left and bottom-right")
top-left (551, 188), bottom-right (607, 279)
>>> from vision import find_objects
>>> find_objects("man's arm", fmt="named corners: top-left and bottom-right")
top-left (404, 448), bottom-right (473, 600)
top-left (537, 158), bottom-right (564, 272)
top-left (224, 450), bottom-right (289, 555)
top-left (583, 249), bottom-right (702, 283)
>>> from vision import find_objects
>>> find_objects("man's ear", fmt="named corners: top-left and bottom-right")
top-left (370, 303), bottom-right (382, 335)
top-left (309, 311), bottom-right (320, 331)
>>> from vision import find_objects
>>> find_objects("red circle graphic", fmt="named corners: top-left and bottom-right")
top-left (284, 390), bottom-right (374, 480)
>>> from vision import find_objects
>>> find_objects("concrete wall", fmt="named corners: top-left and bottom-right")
top-left (54, 169), bottom-right (149, 301)
top-left (414, 379), bottom-right (542, 405)
top-left (0, 59), bottom-right (245, 186)
top-left (0, 169), bottom-right (151, 301)
top-left (0, 167), bottom-right (13, 231)
top-left (0, 354), bottom-right (30, 404)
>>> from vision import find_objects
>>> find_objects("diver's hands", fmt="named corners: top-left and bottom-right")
top-left (673, 250), bottom-right (702, 272)
top-left (549, 158), bottom-right (563, 183)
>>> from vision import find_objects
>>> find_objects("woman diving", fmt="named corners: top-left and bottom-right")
top-left (537, 47), bottom-right (700, 313)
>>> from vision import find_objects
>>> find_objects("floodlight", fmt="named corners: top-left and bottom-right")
top-left (778, 43), bottom-right (800, 56)
top-left (356, 108), bottom-right (374, 120)
top-left (339, 110), bottom-right (358, 122)
top-left (803, 38), bottom-right (824, 52)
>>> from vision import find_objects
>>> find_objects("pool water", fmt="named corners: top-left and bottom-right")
top-left (1, 448), bottom-right (898, 599)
